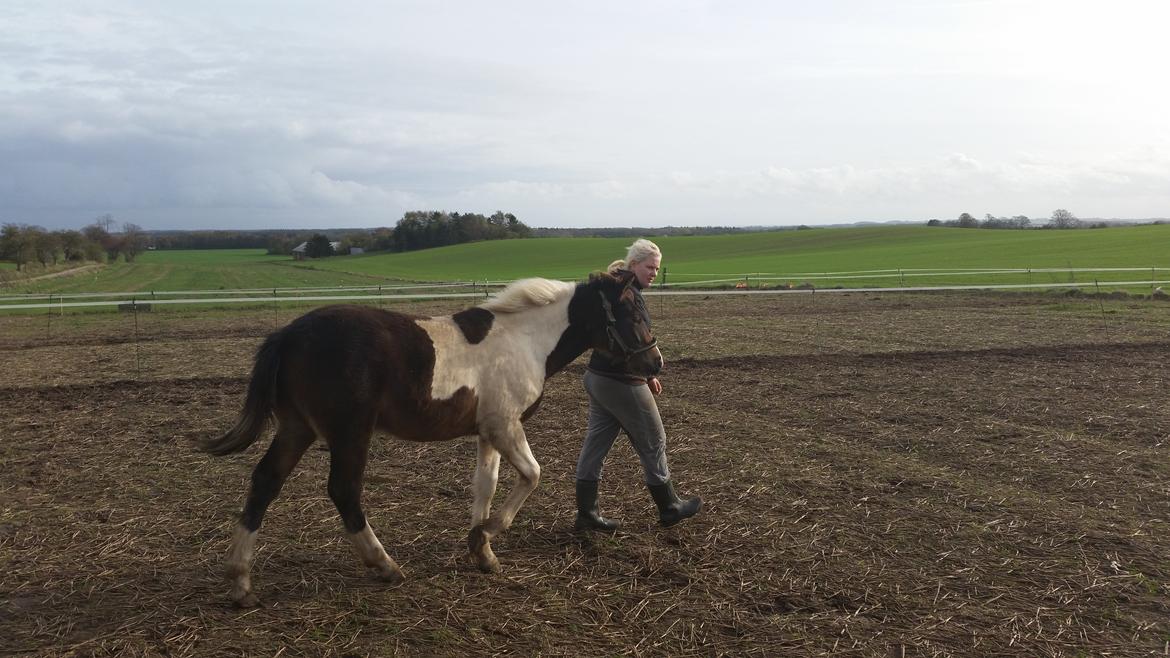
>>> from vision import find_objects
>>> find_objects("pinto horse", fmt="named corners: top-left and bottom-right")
top-left (201, 271), bottom-right (660, 607)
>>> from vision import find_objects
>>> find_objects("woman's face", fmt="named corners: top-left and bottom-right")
top-left (629, 253), bottom-right (662, 288)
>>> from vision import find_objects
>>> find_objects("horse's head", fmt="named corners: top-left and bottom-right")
top-left (580, 270), bottom-right (663, 377)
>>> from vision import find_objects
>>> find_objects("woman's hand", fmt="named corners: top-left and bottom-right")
top-left (648, 377), bottom-right (662, 396)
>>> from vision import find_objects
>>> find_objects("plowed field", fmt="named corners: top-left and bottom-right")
top-left (2, 292), bottom-right (1168, 656)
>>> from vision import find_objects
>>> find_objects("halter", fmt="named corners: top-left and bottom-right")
top-left (598, 281), bottom-right (658, 360)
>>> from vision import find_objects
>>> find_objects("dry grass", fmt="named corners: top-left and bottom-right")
top-left (1, 292), bottom-right (1168, 656)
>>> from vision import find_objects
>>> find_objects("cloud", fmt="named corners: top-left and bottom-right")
top-left (3, 2), bottom-right (1169, 229)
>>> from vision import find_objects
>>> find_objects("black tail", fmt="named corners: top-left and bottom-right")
top-left (201, 330), bottom-right (284, 456)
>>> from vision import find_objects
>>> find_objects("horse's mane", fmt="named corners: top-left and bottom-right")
top-left (482, 278), bottom-right (576, 314)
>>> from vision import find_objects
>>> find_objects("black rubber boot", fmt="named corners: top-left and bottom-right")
top-left (574, 479), bottom-right (620, 532)
top-left (648, 480), bottom-right (702, 527)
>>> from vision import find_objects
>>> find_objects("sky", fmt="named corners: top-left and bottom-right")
top-left (2, 1), bottom-right (1169, 231)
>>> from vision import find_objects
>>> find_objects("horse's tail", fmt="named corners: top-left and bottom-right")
top-left (201, 330), bottom-right (285, 456)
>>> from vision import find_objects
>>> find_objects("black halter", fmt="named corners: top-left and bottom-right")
top-left (597, 281), bottom-right (658, 360)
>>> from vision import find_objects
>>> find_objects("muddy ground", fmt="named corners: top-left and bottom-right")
top-left (1, 292), bottom-right (1168, 656)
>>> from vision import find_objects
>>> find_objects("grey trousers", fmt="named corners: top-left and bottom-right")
top-left (576, 370), bottom-right (671, 486)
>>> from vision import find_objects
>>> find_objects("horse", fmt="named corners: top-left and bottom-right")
top-left (200, 271), bottom-right (661, 607)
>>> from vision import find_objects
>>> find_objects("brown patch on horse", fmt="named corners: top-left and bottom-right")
top-left (452, 307), bottom-right (494, 344)
top-left (275, 306), bottom-right (481, 442)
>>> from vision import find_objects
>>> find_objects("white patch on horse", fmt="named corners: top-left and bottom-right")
top-left (225, 524), bottom-right (257, 603)
top-left (347, 523), bottom-right (402, 581)
top-left (226, 524), bottom-right (257, 576)
top-left (417, 279), bottom-right (575, 421)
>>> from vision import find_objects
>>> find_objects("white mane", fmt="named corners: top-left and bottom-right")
top-left (482, 278), bottom-right (575, 314)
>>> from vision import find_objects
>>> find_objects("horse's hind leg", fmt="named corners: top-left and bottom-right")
top-left (468, 419), bottom-right (540, 573)
top-left (226, 412), bottom-right (315, 607)
top-left (325, 422), bottom-right (404, 585)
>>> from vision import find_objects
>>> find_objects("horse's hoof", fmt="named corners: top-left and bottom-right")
top-left (374, 566), bottom-right (406, 585)
top-left (471, 551), bottom-right (500, 573)
top-left (233, 592), bottom-right (260, 609)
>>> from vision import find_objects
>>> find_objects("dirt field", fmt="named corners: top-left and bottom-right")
top-left (2, 292), bottom-right (1168, 656)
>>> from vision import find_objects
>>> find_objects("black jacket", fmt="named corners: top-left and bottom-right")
top-left (586, 273), bottom-right (652, 384)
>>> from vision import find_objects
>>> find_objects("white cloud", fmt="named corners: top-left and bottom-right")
top-left (1, 1), bottom-right (1168, 229)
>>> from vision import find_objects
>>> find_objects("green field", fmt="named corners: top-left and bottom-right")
top-left (305, 224), bottom-right (1170, 287)
top-left (0, 249), bottom-right (389, 295)
top-left (2, 225), bottom-right (1169, 298)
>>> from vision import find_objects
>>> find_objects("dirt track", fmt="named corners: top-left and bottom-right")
top-left (1, 292), bottom-right (1168, 656)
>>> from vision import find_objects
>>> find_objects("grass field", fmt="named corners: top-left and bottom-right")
top-left (2, 225), bottom-right (1169, 297)
top-left (303, 224), bottom-right (1170, 282)
top-left (0, 250), bottom-right (391, 295)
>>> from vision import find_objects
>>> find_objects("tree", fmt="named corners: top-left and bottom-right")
top-left (957, 212), bottom-right (979, 228)
top-left (33, 229), bottom-right (60, 266)
top-left (94, 213), bottom-right (117, 233)
top-left (121, 223), bottom-right (148, 262)
top-left (926, 219), bottom-right (942, 226)
top-left (58, 230), bottom-right (86, 261)
top-left (83, 220), bottom-right (121, 262)
top-left (506, 213), bottom-right (531, 238)
top-left (0, 224), bottom-right (37, 271)
top-left (305, 233), bottom-right (335, 258)
top-left (1049, 208), bottom-right (1080, 229)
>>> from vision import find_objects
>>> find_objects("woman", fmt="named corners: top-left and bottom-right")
top-left (574, 239), bottom-right (702, 531)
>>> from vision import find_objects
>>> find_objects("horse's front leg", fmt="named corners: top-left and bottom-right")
top-left (467, 418), bottom-right (540, 573)
top-left (468, 436), bottom-right (501, 570)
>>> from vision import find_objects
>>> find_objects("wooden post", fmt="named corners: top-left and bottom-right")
top-left (133, 299), bottom-right (141, 378)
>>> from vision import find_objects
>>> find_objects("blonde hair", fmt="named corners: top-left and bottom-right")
top-left (607, 239), bottom-right (661, 274)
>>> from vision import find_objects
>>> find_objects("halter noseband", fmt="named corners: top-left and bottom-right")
top-left (597, 282), bottom-right (658, 360)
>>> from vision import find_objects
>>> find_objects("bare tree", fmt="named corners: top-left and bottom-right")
top-left (95, 213), bottom-right (117, 233)
top-left (1049, 209), bottom-right (1080, 229)
top-left (121, 222), bottom-right (148, 262)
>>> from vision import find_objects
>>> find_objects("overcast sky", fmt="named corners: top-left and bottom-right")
top-left (3, 1), bottom-right (1168, 230)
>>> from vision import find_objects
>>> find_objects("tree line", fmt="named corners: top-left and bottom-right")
top-left (270, 210), bottom-right (533, 258)
top-left (927, 209), bottom-right (1112, 230)
top-left (0, 214), bottom-right (148, 271)
top-left (0, 210), bottom-right (534, 270)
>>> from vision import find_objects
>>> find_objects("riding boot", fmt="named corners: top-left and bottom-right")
top-left (574, 479), bottom-right (620, 532)
top-left (647, 480), bottom-right (702, 527)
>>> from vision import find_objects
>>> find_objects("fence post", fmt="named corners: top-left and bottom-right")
top-left (1096, 288), bottom-right (1109, 332)
top-left (132, 299), bottom-right (142, 379)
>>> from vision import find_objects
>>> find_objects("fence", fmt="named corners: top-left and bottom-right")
top-left (1, 267), bottom-right (1168, 312)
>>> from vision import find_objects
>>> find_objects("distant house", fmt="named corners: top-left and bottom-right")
top-left (291, 241), bottom-right (342, 260)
